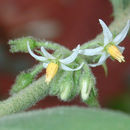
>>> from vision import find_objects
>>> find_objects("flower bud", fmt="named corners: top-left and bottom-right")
top-left (9, 37), bottom-right (36, 53)
top-left (79, 64), bottom-right (96, 101)
top-left (59, 71), bottom-right (74, 101)
top-left (10, 64), bottom-right (43, 95)
top-left (49, 69), bottom-right (64, 96)
top-left (49, 70), bottom-right (75, 101)
top-left (80, 73), bottom-right (91, 101)
top-left (72, 70), bottom-right (81, 97)
top-left (85, 85), bottom-right (99, 107)
top-left (10, 72), bottom-right (34, 95)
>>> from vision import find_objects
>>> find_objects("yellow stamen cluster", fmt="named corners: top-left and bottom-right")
top-left (107, 45), bottom-right (125, 63)
top-left (45, 62), bottom-right (59, 84)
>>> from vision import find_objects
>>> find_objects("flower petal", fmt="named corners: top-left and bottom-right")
top-left (89, 52), bottom-right (108, 67)
top-left (61, 62), bottom-right (84, 71)
top-left (59, 44), bottom-right (80, 64)
top-left (113, 20), bottom-right (130, 45)
top-left (43, 62), bottom-right (49, 68)
top-left (78, 47), bottom-right (103, 56)
top-left (41, 47), bottom-right (55, 59)
top-left (27, 41), bottom-right (47, 61)
top-left (99, 19), bottom-right (113, 45)
top-left (117, 46), bottom-right (125, 53)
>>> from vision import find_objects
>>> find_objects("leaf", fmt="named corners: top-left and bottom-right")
top-left (0, 107), bottom-right (130, 130)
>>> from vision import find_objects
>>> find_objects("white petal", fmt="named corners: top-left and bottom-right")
top-left (113, 20), bottom-right (130, 45)
top-left (61, 62), bottom-right (84, 71)
top-left (43, 62), bottom-right (49, 68)
top-left (27, 41), bottom-right (47, 61)
top-left (41, 47), bottom-right (55, 59)
top-left (117, 46), bottom-right (125, 53)
top-left (99, 19), bottom-right (113, 45)
top-left (78, 47), bottom-right (103, 56)
top-left (59, 44), bottom-right (80, 64)
top-left (89, 52), bottom-right (108, 67)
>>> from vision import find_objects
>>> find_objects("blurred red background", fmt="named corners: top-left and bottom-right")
top-left (0, 0), bottom-right (130, 111)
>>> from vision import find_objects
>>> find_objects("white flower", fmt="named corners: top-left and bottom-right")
top-left (27, 41), bottom-right (84, 83)
top-left (78, 19), bottom-right (130, 67)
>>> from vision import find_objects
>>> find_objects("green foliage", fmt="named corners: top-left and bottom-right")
top-left (110, 0), bottom-right (130, 16)
top-left (49, 70), bottom-right (79, 101)
top-left (72, 70), bottom-right (81, 97)
top-left (0, 0), bottom-right (130, 116)
top-left (9, 37), bottom-right (36, 53)
top-left (10, 72), bottom-right (34, 95)
top-left (7, 35), bottom-right (98, 110)
top-left (0, 76), bottom-right (49, 117)
top-left (79, 63), bottom-right (97, 107)
top-left (85, 88), bottom-right (99, 107)
top-left (59, 71), bottom-right (74, 101)
top-left (48, 69), bottom-right (63, 96)
top-left (9, 36), bottom-right (66, 54)
top-left (0, 107), bottom-right (130, 130)
top-left (10, 64), bottom-right (43, 95)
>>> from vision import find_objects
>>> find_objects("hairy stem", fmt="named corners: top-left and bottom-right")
top-left (30, 63), bottom-right (43, 76)
top-left (37, 41), bottom-right (69, 52)
top-left (0, 76), bottom-right (49, 117)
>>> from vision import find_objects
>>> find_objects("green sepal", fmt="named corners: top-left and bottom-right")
top-left (97, 43), bottom-right (104, 46)
top-left (34, 50), bottom-right (44, 56)
top-left (72, 70), bottom-right (82, 98)
top-left (84, 87), bottom-right (99, 107)
top-left (92, 55), bottom-right (101, 63)
top-left (110, 56), bottom-right (115, 61)
top-left (49, 69), bottom-right (64, 96)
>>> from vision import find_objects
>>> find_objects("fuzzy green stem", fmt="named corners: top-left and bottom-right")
top-left (37, 41), bottom-right (68, 51)
top-left (30, 63), bottom-right (43, 76)
top-left (0, 76), bottom-right (49, 117)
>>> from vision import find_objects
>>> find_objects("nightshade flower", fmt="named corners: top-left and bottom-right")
top-left (78, 19), bottom-right (130, 67)
top-left (27, 41), bottom-right (84, 84)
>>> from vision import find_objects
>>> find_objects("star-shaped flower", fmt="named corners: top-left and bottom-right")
top-left (27, 41), bottom-right (84, 84)
top-left (78, 19), bottom-right (130, 67)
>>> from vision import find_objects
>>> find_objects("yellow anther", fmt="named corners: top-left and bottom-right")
top-left (45, 62), bottom-right (58, 84)
top-left (107, 45), bottom-right (125, 63)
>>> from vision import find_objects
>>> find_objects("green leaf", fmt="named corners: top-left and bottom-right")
top-left (0, 107), bottom-right (130, 130)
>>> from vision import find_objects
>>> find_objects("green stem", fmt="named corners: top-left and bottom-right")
top-left (0, 76), bottom-right (49, 117)
top-left (37, 41), bottom-right (68, 51)
top-left (30, 63), bottom-right (43, 76)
